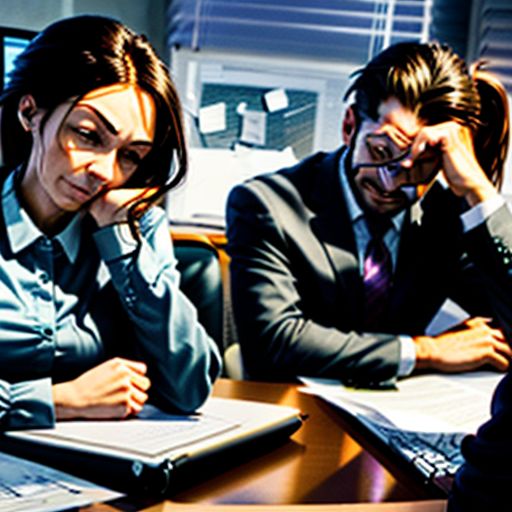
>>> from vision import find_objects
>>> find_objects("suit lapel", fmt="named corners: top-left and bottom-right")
top-left (388, 208), bottom-right (417, 319)
top-left (309, 150), bottom-right (365, 322)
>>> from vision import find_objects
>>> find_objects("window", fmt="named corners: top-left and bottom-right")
top-left (167, 0), bottom-right (433, 157)
top-left (165, 1), bottom-right (449, 225)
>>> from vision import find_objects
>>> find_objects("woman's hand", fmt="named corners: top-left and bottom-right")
top-left (410, 121), bottom-right (499, 207)
top-left (88, 187), bottom-right (157, 227)
top-left (52, 357), bottom-right (151, 420)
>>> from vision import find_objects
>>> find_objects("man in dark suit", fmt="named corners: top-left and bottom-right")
top-left (226, 41), bottom-right (512, 387)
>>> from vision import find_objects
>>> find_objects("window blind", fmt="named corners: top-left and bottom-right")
top-left (470, 0), bottom-right (512, 92)
top-left (167, 0), bottom-right (432, 64)
top-left (429, 0), bottom-right (471, 59)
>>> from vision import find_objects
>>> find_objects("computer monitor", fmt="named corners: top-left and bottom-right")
top-left (0, 27), bottom-right (36, 92)
top-left (0, 27), bottom-right (36, 166)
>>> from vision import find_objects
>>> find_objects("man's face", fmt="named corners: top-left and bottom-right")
top-left (346, 97), bottom-right (439, 215)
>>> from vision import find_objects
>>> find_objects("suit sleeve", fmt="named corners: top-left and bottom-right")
top-left (463, 203), bottom-right (512, 337)
top-left (226, 183), bottom-right (400, 385)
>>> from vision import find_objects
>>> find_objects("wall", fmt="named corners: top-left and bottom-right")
top-left (0, 0), bottom-right (168, 61)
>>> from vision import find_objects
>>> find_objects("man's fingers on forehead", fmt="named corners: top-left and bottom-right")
top-left (410, 131), bottom-right (433, 159)
top-left (376, 125), bottom-right (412, 151)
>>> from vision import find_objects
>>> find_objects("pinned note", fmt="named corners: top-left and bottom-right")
top-left (263, 88), bottom-right (289, 112)
top-left (240, 110), bottom-right (267, 146)
top-left (198, 102), bottom-right (226, 134)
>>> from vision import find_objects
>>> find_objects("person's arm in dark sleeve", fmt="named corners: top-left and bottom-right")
top-left (463, 201), bottom-right (512, 339)
top-left (448, 369), bottom-right (512, 511)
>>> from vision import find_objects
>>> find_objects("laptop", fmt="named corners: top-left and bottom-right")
top-left (0, 397), bottom-right (303, 496)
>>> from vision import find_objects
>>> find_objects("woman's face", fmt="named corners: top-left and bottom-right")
top-left (21, 83), bottom-right (156, 221)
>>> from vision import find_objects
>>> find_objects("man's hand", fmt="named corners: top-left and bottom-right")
top-left (410, 122), bottom-right (498, 207)
top-left (52, 357), bottom-right (151, 420)
top-left (88, 187), bottom-right (157, 227)
top-left (414, 317), bottom-right (512, 373)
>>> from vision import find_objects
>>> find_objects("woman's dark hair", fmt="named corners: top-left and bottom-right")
top-left (0, 14), bottom-right (187, 233)
top-left (344, 41), bottom-right (509, 189)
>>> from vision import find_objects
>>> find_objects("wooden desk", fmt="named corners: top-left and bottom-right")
top-left (91, 379), bottom-right (446, 511)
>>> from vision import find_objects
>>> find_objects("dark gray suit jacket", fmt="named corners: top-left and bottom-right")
top-left (226, 148), bottom-right (512, 385)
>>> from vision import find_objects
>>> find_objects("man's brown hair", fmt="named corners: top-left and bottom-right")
top-left (345, 42), bottom-right (509, 188)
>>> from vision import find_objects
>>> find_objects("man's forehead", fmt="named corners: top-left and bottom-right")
top-left (373, 97), bottom-right (422, 146)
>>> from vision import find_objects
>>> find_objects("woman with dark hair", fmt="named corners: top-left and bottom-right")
top-left (0, 15), bottom-right (221, 430)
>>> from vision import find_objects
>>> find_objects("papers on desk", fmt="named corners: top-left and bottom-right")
top-left (300, 371), bottom-right (502, 434)
top-left (0, 450), bottom-right (121, 512)
top-left (13, 403), bottom-right (241, 463)
top-left (301, 372), bottom-right (503, 490)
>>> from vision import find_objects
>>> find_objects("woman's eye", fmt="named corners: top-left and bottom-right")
top-left (72, 127), bottom-right (102, 146)
top-left (120, 149), bottom-right (143, 170)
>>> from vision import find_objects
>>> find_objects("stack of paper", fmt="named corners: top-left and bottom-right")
top-left (300, 371), bottom-right (502, 434)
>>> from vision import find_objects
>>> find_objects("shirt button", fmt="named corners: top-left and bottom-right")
top-left (43, 327), bottom-right (53, 337)
top-left (40, 272), bottom-right (50, 284)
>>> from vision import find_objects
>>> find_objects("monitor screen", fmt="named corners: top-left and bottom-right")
top-left (0, 27), bottom-right (36, 92)
top-left (3, 35), bottom-right (30, 87)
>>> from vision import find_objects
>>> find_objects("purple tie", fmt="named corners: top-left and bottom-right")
top-left (363, 217), bottom-right (392, 329)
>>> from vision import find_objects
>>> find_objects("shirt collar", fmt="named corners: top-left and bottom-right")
top-left (339, 147), bottom-right (364, 223)
top-left (55, 214), bottom-right (82, 263)
top-left (2, 170), bottom-right (82, 263)
top-left (338, 147), bottom-right (405, 231)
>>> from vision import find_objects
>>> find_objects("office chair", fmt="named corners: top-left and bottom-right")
top-left (171, 232), bottom-right (224, 354)
top-left (172, 229), bottom-right (247, 378)
top-left (223, 342), bottom-right (246, 380)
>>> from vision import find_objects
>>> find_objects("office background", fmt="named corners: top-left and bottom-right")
top-left (0, 0), bottom-right (510, 221)
top-left (0, 3), bottom-right (509, 505)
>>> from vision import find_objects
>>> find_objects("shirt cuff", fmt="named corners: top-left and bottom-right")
top-left (398, 335), bottom-right (416, 377)
top-left (6, 378), bottom-right (55, 430)
top-left (461, 195), bottom-right (505, 232)
top-left (93, 222), bottom-right (138, 261)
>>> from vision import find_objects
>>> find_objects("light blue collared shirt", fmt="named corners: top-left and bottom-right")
top-left (0, 171), bottom-right (221, 430)
top-left (338, 153), bottom-right (406, 273)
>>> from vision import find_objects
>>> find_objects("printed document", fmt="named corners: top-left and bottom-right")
top-left (0, 451), bottom-right (121, 512)
top-left (300, 371), bottom-right (503, 433)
